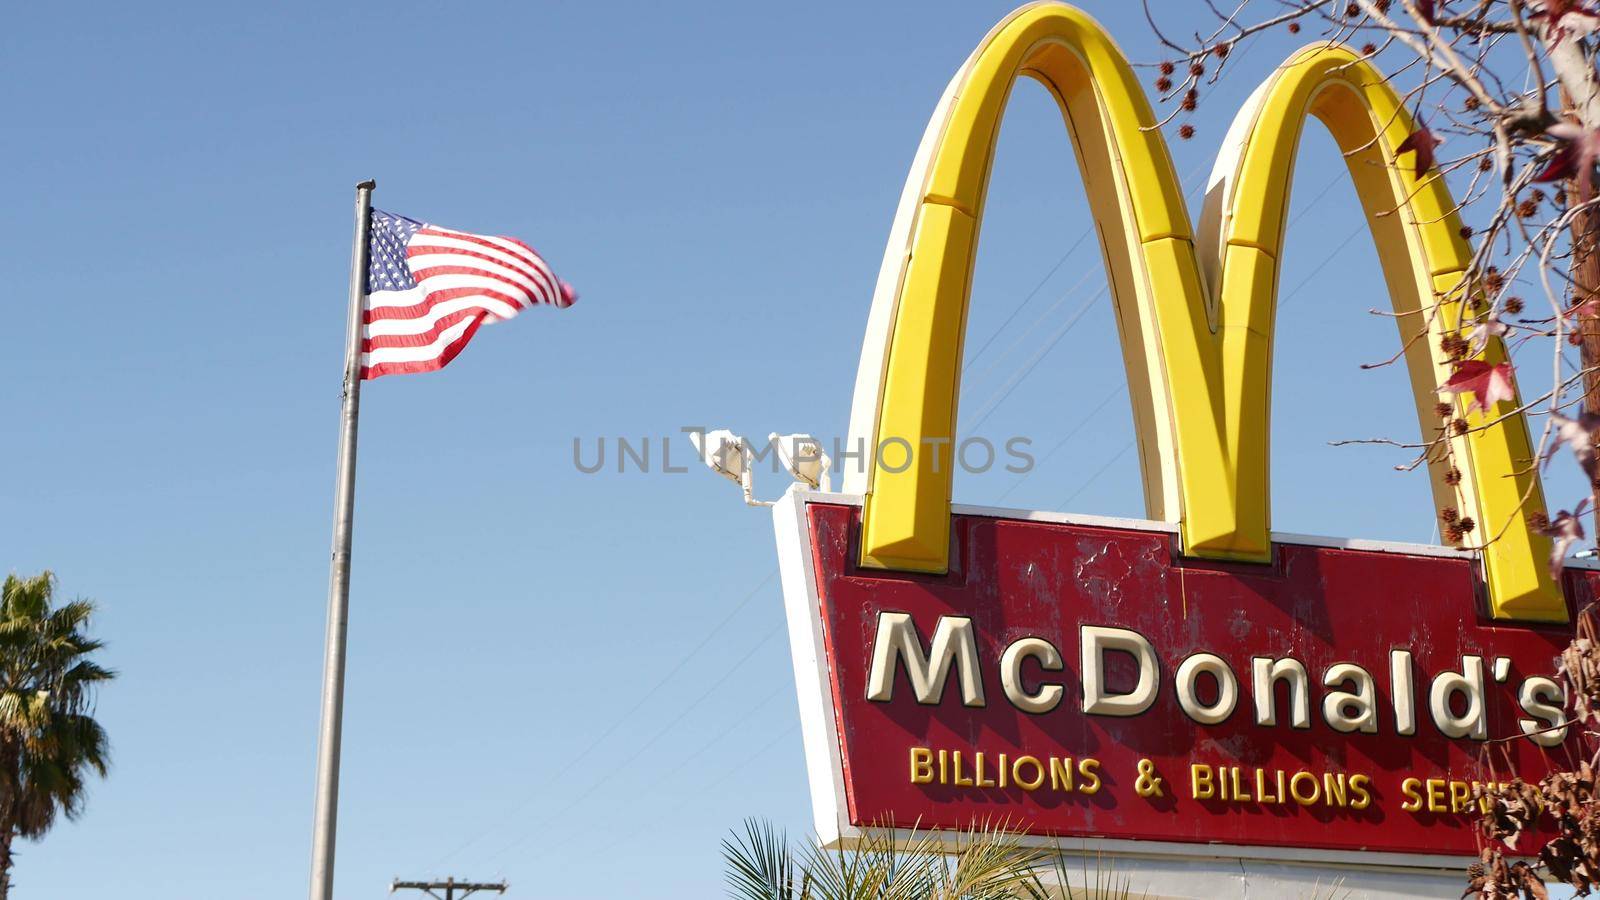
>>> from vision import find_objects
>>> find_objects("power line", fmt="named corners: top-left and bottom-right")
top-left (962, 230), bottom-right (1093, 371)
top-left (1280, 222), bottom-right (1365, 307)
top-left (426, 570), bottom-right (777, 868)
top-left (965, 266), bottom-right (1104, 387)
top-left (535, 699), bottom-right (798, 861)
top-left (482, 622), bottom-right (787, 866)
top-left (963, 286), bottom-right (1109, 433)
top-left (962, 160), bottom-right (1213, 380)
top-left (994, 383), bottom-right (1127, 505)
top-left (956, 166), bottom-right (1229, 436)
top-left (965, 163), bottom-right (1351, 449)
top-left (1045, 218), bottom-right (1369, 511)
top-left (651, 684), bottom-right (790, 786)
top-left (691, 722), bottom-right (803, 797)
top-left (1058, 441), bottom-right (1136, 510)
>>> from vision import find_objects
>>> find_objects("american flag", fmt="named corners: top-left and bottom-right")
top-left (362, 209), bottom-right (576, 380)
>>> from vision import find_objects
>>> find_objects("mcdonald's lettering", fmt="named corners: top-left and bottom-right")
top-left (772, 2), bottom-right (1597, 867)
top-left (863, 617), bottom-right (1569, 747)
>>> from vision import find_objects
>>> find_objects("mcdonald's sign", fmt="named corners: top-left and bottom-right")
top-left (771, 1), bottom-right (1598, 876)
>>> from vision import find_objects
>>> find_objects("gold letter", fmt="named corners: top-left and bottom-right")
top-left (1349, 774), bottom-right (1373, 810)
top-left (1323, 772), bottom-right (1348, 807)
top-left (1255, 768), bottom-right (1278, 804)
top-left (1289, 770), bottom-right (1321, 806)
top-left (975, 752), bottom-right (996, 788)
top-left (953, 750), bottom-right (974, 787)
top-left (1400, 777), bottom-right (1422, 812)
top-left (1229, 766), bottom-right (1252, 802)
top-left (1426, 778), bottom-right (1448, 813)
top-left (1077, 758), bottom-right (1102, 795)
top-left (1013, 756), bottom-right (1045, 791)
top-left (910, 747), bottom-right (934, 784)
top-left (1050, 757), bottom-right (1076, 792)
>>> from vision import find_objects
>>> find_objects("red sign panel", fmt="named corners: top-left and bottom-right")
top-left (785, 500), bottom-right (1591, 858)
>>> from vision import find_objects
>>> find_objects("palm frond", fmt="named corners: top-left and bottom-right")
top-left (934, 820), bottom-right (1051, 900)
top-left (723, 818), bottom-right (800, 900)
top-left (1025, 846), bottom-right (1143, 900)
top-left (727, 818), bottom-right (1070, 900)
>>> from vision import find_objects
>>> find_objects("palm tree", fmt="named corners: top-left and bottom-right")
top-left (722, 819), bottom-right (1136, 900)
top-left (0, 572), bottom-right (113, 898)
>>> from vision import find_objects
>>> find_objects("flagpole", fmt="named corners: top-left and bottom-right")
top-left (309, 178), bottom-right (375, 900)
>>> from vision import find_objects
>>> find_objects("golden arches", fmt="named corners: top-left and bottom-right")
top-left (843, 2), bottom-right (1562, 621)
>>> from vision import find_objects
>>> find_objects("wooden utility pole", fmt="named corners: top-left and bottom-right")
top-left (1551, 43), bottom-right (1600, 534)
top-left (1570, 190), bottom-right (1600, 532)
top-left (1557, 80), bottom-right (1600, 535)
top-left (391, 877), bottom-right (508, 900)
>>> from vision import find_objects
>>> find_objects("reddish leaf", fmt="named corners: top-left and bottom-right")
top-left (1530, 0), bottom-right (1600, 42)
top-left (1532, 122), bottom-right (1600, 198)
top-left (1415, 0), bottom-right (1436, 25)
top-left (1437, 360), bottom-right (1516, 415)
top-left (1469, 314), bottom-right (1510, 354)
top-left (1541, 501), bottom-right (1589, 580)
top-left (1549, 411), bottom-right (1600, 483)
top-left (1533, 140), bottom-right (1580, 183)
top-left (1564, 296), bottom-right (1600, 321)
top-left (1395, 121), bottom-right (1441, 178)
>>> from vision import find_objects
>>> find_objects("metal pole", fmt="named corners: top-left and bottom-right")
top-left (309, 179), bottom-right (375, 900)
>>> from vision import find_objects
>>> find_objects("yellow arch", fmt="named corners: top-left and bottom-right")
top-left (843, 2), bottom-right (1563, 621)
top-left (843, 1), bottom-right (1221, 569)
top-left (1202, 44), bottom-right (1558, 620)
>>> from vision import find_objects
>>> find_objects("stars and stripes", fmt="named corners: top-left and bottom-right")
top-left (361, 209), bottom-right (576, 379)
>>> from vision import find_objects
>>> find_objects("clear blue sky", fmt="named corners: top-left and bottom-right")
top-left (2, 2), bottom-right (1586, 897)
